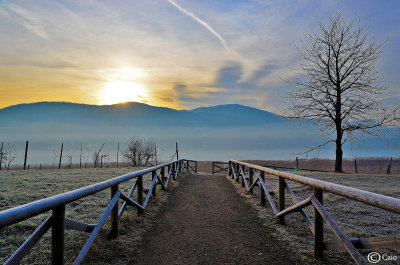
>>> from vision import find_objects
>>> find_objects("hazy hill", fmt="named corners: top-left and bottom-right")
top-left (0, 102), bottom-right (282, 127)
top-left (0, 102), bottom-right (396, 164)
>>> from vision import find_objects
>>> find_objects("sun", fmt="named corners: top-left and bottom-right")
top-left (102, 80), bottom-right (147, 105)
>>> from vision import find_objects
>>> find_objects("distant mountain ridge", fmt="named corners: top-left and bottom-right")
top-left (0, 101), bottom-right (282, 127)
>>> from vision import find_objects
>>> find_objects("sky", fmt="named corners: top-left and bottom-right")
top-left (0, 0), bottom-right (399, 112)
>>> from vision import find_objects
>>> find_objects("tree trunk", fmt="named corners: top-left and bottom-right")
top-left (334, 130), bottom-right (343, 172)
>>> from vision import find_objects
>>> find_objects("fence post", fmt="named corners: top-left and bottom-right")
top-left (167, 165), bottom-right (171, 181)
top-left (195, 161), bottom-right (198, 173)
top-left (23, 141), bottom-right (29, 170)
top-left (228, 161), bottom-right (231, 176)
top-left (58, 143), bottom-right (63, 170)
top-left (314, 187), bottom-right (324, 258)
top-left (152, 171), bottom-right (157, 197)
top-left (51, 204), bottom-right (65, 265)
top-left (79, 142), bottom-right (82, 169)
top-left (249, 168), bottom-right (253, 194)
top-left (212, 162), bottom-right (215, 174)
top-left (161, 167), bottom-right (166, 190)
top-left (137, 175), bottom-right (144, 214)
top-left (172, 163), bottom-right (176, 180)
top-left (241, 165), bottom-right (245, 187)
top-left (0, 142), bottom-right (3, 170)
top-left (260, 171), bottom-right (266, 206)
top-left (109, 184), bottom-right (119, 239)
top-left (116, 142), bottom-right (119, 168)
top-left (235, 163), bottom-right (239, 182)
top-left (278, 177), bottom-right (285, 224)
top-left (354, 159), bottom-right (358, 173)
top-left (387, 157), bottom-right (392, 175)
top-left (296, 157), bottom-right (299, 172)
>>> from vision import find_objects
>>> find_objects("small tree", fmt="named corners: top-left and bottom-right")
top-left (2, 143), bottom-right (16, 170)
top-left (287, 9), bottom-right (398, 172)
top-left (93, 143), bottom-right (105, 168)
top-left (123, 137), bottom-right (157, 167)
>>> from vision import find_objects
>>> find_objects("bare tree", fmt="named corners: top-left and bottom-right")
top-left (93, 143), bottom-right (105, 168)
top-left (123, 137), bottom-right (157, 167)
top-left (2, 143), bottom-right (16, 170)
top-left (287, 9), bottom-right (398, 172)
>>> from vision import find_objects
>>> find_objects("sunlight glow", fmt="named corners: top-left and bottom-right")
top-left (102, 80), bottom-right (147, 105)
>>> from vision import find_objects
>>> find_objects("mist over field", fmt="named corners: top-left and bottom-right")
top-left (0, 102), bottom-right (397, 166)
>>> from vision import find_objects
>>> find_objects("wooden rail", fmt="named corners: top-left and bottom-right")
top-left (228, 160), bottom-right (400, 265)
top-left (0, 159), bottom-right (196, 264)
top-left (212, 161), bottom-right (229, 174)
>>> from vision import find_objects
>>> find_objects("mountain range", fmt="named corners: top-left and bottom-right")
top-left (0, 102), bottom-right (396, 165)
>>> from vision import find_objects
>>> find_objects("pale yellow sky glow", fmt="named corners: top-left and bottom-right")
top-left (0, 1), bottom-right (399, 111)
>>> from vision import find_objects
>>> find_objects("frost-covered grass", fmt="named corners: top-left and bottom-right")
top-left (0, 167), bottom-right (170, 264)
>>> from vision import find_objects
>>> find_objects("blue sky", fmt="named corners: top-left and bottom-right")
top-left (0, 0), bottom-right (399, 112)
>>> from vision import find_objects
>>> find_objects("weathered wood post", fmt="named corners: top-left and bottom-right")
top-left (116, 142), bottom-right (119, 168)
top-left (23, 141), bottom-right (29, 170)
top-left (152, 171), bottom-right (157, 197)
top-left (387, 157), bottom-right (392, 175)
top-left (172, 162), bottom-right (176, 180)
top-left (109, 184), bottom-right (119, 239)
top-left (79, 142), bottom-right (82, 169)
top-left (176, 142), bottom-right (179, 160)
top-left (195, 161), bottom-right (198, 173)
top-left (58, 143), bottom-right (63, 170)
top-left (235, 163), bottom-right (239, 182)
top-left (354, 159), bottom-right (358, 173)
top-left (249, 168), bottom-right (253, 194)
top-left (278, 177), bottom-right (286, 224)
top-left (51, 204), bottom-right (65, 265)
top-left (155, 146), bottom-right (157, 165)
top-left (260, 171), bottom-right (266, 206)
top-left (241, 165), bottom-right (245, 187)
top-left (181, 160), bottom-right (184, 173)
top-left (212, 162), bottom-right (215, 174)
top-left (296, 157), bottom-right (299, 172)
top-left (161, 167), bottom-right (166, 190)
top-left (228, 161), bottom-right (232, 177)
top-left (0, 142), bottom-right (3, 170)
top-left (137, 175), bottom-right (144, 213)
top-left (314, 187), bottom-right (324, 258)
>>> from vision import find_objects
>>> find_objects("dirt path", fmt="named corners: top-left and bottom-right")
top-left (135, 174), bottom-right (299, 265)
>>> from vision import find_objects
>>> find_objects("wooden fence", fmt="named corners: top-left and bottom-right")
top-left (0, 159), bottom-right (196, 265)
top-left (212, 161), bottom-right (229, 174)
top-left (229, 160), bottom-right (400, 265)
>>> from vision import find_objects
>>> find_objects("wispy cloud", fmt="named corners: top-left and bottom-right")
top-left (3, 3), bottom-right (48, 39)
top-left (166, 0), bottom-right (230, 52)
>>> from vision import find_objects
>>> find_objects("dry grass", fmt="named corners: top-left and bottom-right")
top-left (0, 167), bottom-right (181, 264)
top-left (227, 171), bottom-right (400, 264)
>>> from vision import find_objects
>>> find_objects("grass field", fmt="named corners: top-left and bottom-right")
top-left (0, 167), bottom-right (176, 264)
top-left (228, 170), bottom-right (400, 264)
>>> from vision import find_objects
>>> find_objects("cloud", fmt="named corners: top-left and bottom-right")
top-left (166, 0), bottom-right (230, 52)
top-left (3, 3), bottom-right (48, 39)
top-left (213, 63), bottom-right (243, 89)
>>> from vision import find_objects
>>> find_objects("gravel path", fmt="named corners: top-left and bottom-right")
top-left (136, 174), bottom-right (299, 265)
